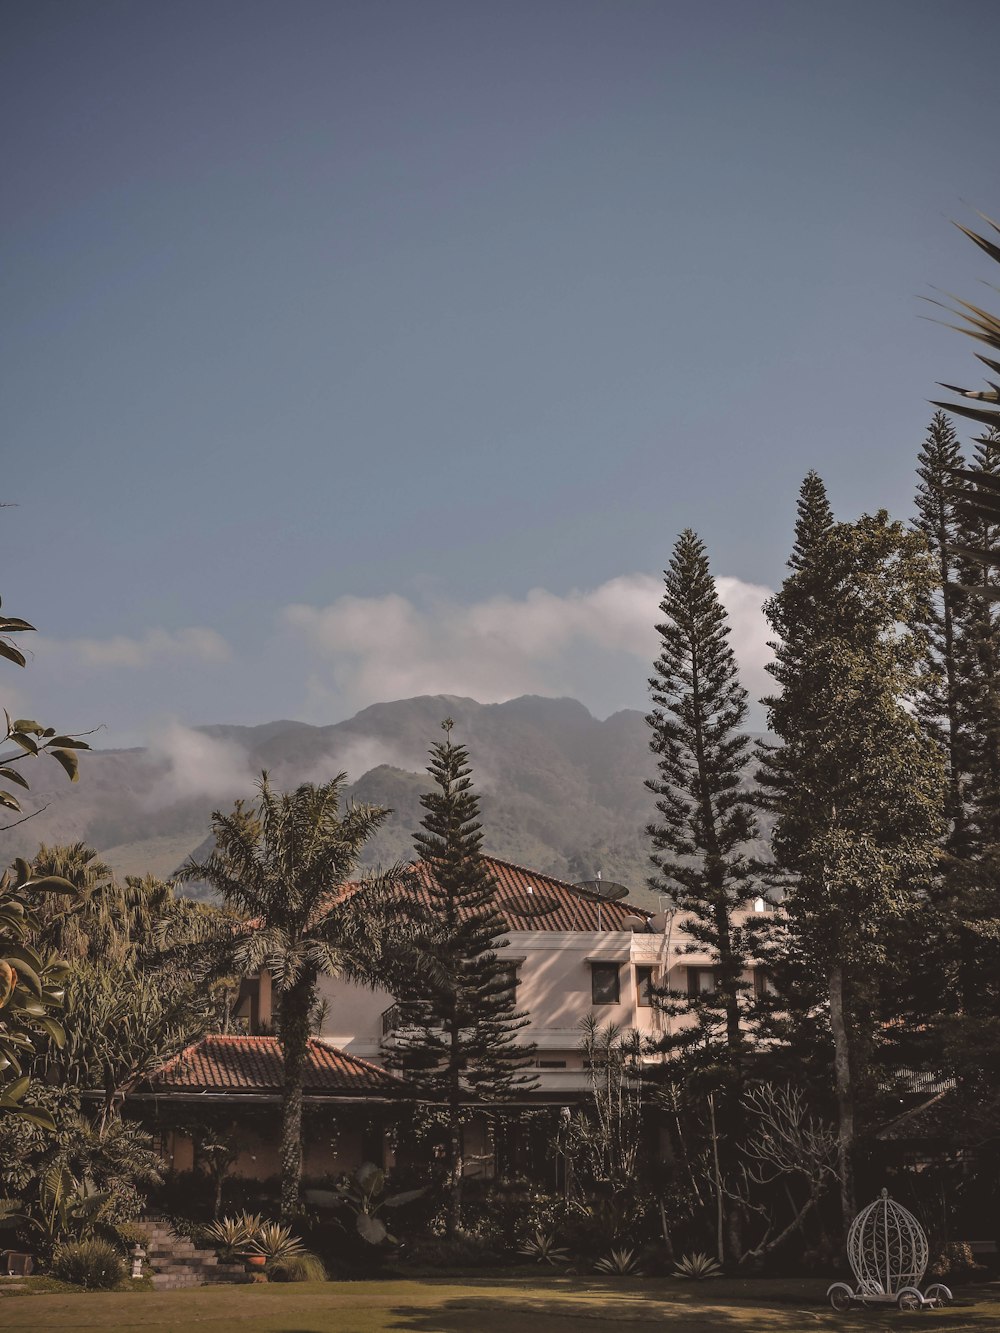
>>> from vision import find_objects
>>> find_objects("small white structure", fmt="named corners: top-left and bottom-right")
top-left (827, 1189), bottom-right (952, 1311)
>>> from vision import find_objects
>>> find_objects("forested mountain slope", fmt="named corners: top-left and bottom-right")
top-left (4, 695), bottom-right (769, 911)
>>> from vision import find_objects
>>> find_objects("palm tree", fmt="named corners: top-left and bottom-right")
top-left (933, 215), bottom-right (1000, 585)
top-left (182, 772), bottom-right (403, 1219)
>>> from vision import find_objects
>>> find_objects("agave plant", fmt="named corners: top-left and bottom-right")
top-left (247, 1220), bottom-right (305, 1264)
top-left (518, 1229), bottom-right (569, 1266)
top-left (594, 1247), bottom-right (642, 1276)
top-left (673, 1251), bottom-right (722, 1279)
top-left (203, 1214), bottom-right (255, 1258)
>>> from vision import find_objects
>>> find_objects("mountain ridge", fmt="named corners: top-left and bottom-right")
top-left (3, 695), bottom-right (768, 912)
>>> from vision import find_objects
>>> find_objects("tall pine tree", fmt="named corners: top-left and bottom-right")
top-left (645, 529), bottom-right (758, 1262)
top-left (913, 411), bottom-right (970, 853)
top-left (386, 720), bottom-right (535, 1237)
top-left (758, 475), bottom-right (946, 1228)
top-left (957, 429), bottom-right (1000, 849)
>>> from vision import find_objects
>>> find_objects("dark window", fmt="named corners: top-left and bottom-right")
top-left (537, 1060), bottom-right (567, 1069)
top-left (754, 968), bottom-right (778, 999)
top-left (591, 962), bottom-right (620, 1005)
top-left (687, 967), bottom-right (718, 998)
top-left (636, 965), bottom-right (655, 1008)
top-left (233, 977), bottom-right (260, 1033)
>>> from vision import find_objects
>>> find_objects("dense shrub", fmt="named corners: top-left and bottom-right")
top-left (929, 1242), bottom-right (983, 1282)
top-left (404, 1234), bottom-right (505, 1268)
top-left (267, 1251), bottom-right (327, 1282)
top-left (51, 1238), bottom-right (125, 1289)
top-left (109, 1220), bottom-right (150, 1251)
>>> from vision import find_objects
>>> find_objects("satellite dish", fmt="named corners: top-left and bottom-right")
top-left (506, 894), bottom-right (559, 918)
top-left (621, 914), bottom-right (646, 932)
top-left (649, 911), bottom-right (671, 933)
top-left (574, 879), bottom-right (629, 902)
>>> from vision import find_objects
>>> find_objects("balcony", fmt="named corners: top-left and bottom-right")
top-left (380, 1003), bottom-right (401, 1038)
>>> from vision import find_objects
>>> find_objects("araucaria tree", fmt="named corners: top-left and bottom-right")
top-left (645, 529), bottom-right (758, 1262)
top-left (184, 773), bottom-right (401, 1219)
top-left (386, 721), bottom-right (536, 1238)
top-left (913, 411), bottom-right (970, 853)
top-left (757, 473), bottom-right (946, 1227)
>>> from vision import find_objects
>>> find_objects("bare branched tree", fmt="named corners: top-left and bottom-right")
top-left (722, 1083), bottom-right (838, 1265)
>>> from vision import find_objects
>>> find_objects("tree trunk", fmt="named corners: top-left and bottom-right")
top-left (707, 1092), bottom-right (725, 1266)
top-left (828, 963), bottom-right (856, 1229)
top-left (446, 1095), bottom-right (463, 1239)
top-left (279, 971), bottom-right (315, 1221)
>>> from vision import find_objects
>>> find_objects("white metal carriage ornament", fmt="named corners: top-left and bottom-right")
top-left (826, 1190), bottom-right (953, 1311)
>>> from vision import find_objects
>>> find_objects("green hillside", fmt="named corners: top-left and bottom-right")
top-left (3, 696), bottom-right (769, 911)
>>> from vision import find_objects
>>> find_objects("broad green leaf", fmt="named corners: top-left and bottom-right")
top-left (8, 732), bottom-right (38, 755)
top-left (38, 1016), bottom-right (65, 1048)
top-left (4, 1105), bottom-right (56, 1131)
top-left (19, 876), bottom-right (79, 895)
top-left (14, 858), bottom-right (31, 885)
top-left (0, 619), bottom-right (35, 633)
top-left (382, 1187), bottom-right (428, 1208)
top-left (0, 642), bottom-right (26, 668)
top-left (46, 736), bottom-right (90, 750)
top-left (0, 768), bottom-right (29, 789)
top-left (1, 942), bottom-right (43, 970)
top-left (2, 955), bottom-right (40, 997)
top-left (0, 791), bottom-right (20, 813)
top-left (49, 748), bottom-right (79, 781)
top-left (356, 1213), bottom-right (387, 1245)
top-left (12, 720), bottom-right (43, 735)
top-left (0, 1075), bottom-right (29, 1104)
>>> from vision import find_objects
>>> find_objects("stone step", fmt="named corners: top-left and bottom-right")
top-left (143, 1222), bottom-right (252, 1287)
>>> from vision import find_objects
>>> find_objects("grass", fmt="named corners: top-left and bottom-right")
top-left (0, 1276), bottom-right (999, 1333)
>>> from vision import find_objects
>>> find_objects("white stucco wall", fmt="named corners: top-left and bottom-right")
top-left (297, 906), bottom-right (771, 1090)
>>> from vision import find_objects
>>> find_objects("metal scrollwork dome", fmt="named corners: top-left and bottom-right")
top-left (847, 1189), bottom-right (928, 1297)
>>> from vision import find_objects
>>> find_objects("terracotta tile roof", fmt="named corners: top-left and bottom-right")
top-left (149, 1035), bottom-right (403, 1095)
top-left (402, 856), bottom-right (651, 933)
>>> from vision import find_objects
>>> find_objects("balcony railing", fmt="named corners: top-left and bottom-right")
top-left (380, 1003), bottom-right (401, 1038)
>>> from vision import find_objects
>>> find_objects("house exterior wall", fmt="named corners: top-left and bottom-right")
top-left (302, 906), bottom-right (770, 1093)
top-left (160, 1115), bottom-right (386, 1181)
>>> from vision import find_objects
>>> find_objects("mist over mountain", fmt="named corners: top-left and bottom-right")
top-left (5, 695), bottom-right (768, 911)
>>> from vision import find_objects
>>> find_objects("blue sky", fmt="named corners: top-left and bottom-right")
top-left (3, 0), bottom-right (999, 747)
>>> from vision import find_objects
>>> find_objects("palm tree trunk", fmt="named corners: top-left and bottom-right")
top-left (279, 971), bottom-right (315, 1220)
top-left (828, 963), bottom-right (856, 1229)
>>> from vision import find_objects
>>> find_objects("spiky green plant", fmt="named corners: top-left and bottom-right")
top-left (518, 1229), bottom-right (569, 1266)
top-left (594, 1246), bottom-right (642, 1276)
top-left (266, 1250), bottom-right (327, 1282)
top-left (248, 1220), bottom-right (305, 1264)
top-left (203, 1214), bottom-right (254, 1258)
top-left (673, 1251), bottom-right (723, 1279)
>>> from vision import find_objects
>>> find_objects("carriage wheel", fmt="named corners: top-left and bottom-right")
top-left (897, 1287), bottom-right (923, 1310)
top-left (925, 1283), bottom-right (953, 1306)
top-left (827, 1283), bottom-right (853, 1311)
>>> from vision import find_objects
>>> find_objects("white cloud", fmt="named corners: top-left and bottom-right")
top-left (144, 722), bottom-right (251, 805)
top-left (299, 736), bottom-right (427, 785)
top-left (66, 626), bottom-right (230, 669)
top-left (283, 572), bottom-right (773, 716)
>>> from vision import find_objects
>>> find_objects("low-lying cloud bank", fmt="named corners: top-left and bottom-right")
top-left (283, 572), bottom-right (773, 715)
top-left (24, 571), bottom-right (773, 770)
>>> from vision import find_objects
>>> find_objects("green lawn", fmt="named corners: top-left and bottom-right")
top-left (1, 1277), bottom-right (999, 1333)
